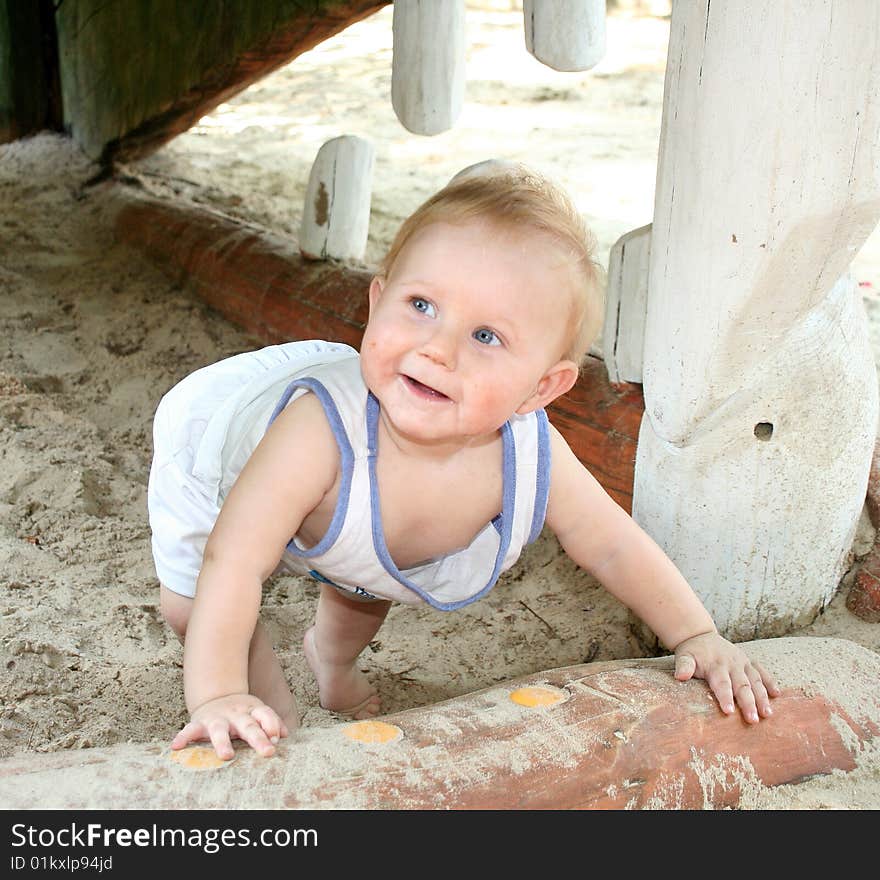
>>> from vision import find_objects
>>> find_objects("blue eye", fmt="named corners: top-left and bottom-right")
top-left (473, 328), bottom-right (500, 346)
top-left (411, 297), bottom-right (436, 317)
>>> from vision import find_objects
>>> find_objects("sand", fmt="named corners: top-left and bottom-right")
top-left (1, 5), bottom-right (878, 809)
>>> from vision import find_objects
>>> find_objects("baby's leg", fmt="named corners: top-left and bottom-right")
top-left (303, 584), bottom-right (391, 718)
top-left (160, 585), bottom-right (298, 731)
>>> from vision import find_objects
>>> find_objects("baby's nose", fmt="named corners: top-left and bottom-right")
top-left (420, 328), bottom-right (457, 369)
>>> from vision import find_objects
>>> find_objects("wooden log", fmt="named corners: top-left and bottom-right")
top-left (603, 223), bottom-right (650, 384)
top-left (523, 0), bottom-right (606, 72)
top-left (112, 189), bottom-right (372, 349)
top-left (0, 637), bottom-right (876, 809)
top-left (53, 0), bottom-right (390, 164)
top-left (550, 355), bottom-right (641, 512)
top-left (299, 134), bottom-right (374, 262)
top-left (635, 0), bottom-right (880, 639)
top-left (111, 187), bottom-right (643, 511)
top-left (391, 0), bottom-right (466, 136)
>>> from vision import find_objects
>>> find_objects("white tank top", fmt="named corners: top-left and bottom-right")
top-left (191, 342), bottom-right (551, 611)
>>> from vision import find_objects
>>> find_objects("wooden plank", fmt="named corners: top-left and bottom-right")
top-left (603, 223), bottom-right (651, 384)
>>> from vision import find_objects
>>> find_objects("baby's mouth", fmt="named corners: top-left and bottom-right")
top-left (403, 375), bottom-right (450, 401)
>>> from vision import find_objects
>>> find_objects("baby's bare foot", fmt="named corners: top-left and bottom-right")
top-left (303, 627), bottom-right (381, 719)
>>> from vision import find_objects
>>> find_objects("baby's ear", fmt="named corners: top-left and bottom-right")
top-left (368, 276), bottom-right (385, 313)
top-left (516, 360), bottom-right (579, 414)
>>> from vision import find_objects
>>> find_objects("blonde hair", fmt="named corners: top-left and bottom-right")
top-left (379, 162), bottom-right (605, 365)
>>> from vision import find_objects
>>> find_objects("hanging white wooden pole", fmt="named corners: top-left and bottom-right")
top-left (299, 134), bottom-right (374, 262)
top-left (634, 0), bottom-right (880, 639)
top-left (523, 0), bottom-right (606, 72)
top-left (603, 223), bottom-right (651, 384)
top-left (391, 0), bottom-right (466, 136)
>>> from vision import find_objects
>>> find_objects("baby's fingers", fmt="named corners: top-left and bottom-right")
top-left (231, 710), bottom-right (277, 758)
top-left (171, 719), bottom-right (235, 760)
top-left (745, 663), bottom-right (776, 719)
top-left (753, 661), bottom-right (781, 698)
top-left (673, 653), bottom-right (697, 682)
top-left (731, 676), bottom-right (760, 724)
top-left (170, 720), bottom-right (209, 751)
top-left (249, 704), bottom-right (287, 744)
top-left (205, 720), bottom-right (237, 761)
top-left (707, 670), bottom-right (737, 717)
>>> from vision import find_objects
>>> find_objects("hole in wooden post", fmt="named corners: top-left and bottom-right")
top-left (754, 422), bottom-right (774, 441)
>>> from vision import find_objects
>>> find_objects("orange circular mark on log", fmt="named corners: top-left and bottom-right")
top-left (342, 720), bottom-right (403, 744)
top-left (168, 747), bottom-right (232, 771)
top-left (509, 685), bottom-right (568, 708)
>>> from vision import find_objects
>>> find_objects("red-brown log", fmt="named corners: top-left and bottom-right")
top-left (0, 637), bottom-right (876, 809)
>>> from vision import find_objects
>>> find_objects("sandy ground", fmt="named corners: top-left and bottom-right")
top-left (1, 6), bottom-right (879, 809)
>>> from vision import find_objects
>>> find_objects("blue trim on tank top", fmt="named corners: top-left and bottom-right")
top-left (527, 409), bottom-right (551, 544)
top-left (264, 377), bottom-right (354, 558)
top-left (365, 392), bottom-right (515, 612)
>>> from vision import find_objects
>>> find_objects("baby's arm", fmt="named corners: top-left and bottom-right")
top-left (545, 426), bottom-right (780, 723)
top-left (173, 392), bottom-right (340, 759)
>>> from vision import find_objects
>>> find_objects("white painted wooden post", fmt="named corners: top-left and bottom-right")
top-left (299, 135), bottom-right (374, 262)
top-left (603, 224), bottom-right (651, 384)
top-left (391, 1), bottom-right (466, 136)
top-left (523, 0), bottom-right (606, 72)
top-left (633, 1), bottom-right (880, 639)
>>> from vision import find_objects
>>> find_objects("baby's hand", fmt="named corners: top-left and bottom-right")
top-left (171, 693), bottom-right (289, 760)
top-left (673, 631), bottom-right (781, 724)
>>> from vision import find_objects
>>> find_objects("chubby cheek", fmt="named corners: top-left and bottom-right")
top-left (359, 346), bottom-right (383, 389)
top-left (360, 324), bottom-right (398, 384)
top-left (481, 363), bottom-right (543, 416)
top-left (464, 377), bottom-right (514, 422)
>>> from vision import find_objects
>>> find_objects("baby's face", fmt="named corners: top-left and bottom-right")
top-left (360, 218), bottom-right (577, 447)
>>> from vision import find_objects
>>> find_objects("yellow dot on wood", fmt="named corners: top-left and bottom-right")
top-left (168, 746), bottom-right (232, 770)
top-left (342, 720), bottom-right (403, 744)
top-left (509, 685), bottom-right (567, 708)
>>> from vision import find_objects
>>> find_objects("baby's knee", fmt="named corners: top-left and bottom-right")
top-left (159, 585), bottom-right (193, 641)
